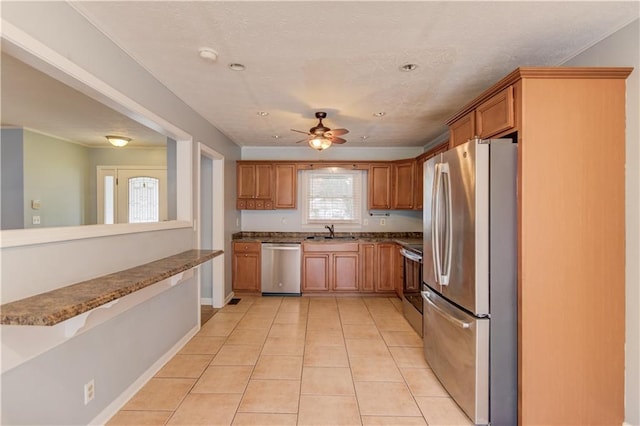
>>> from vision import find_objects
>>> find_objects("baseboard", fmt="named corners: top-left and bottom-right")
top-left (89, 324), bottom-right (199, 425)
top-left (200, 297), bottom-right (213, 305)
top-left (224, 291), bottom-right (235, 304)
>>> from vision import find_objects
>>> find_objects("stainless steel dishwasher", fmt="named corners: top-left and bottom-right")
top-left (261, 243), bottom-right (302, 296)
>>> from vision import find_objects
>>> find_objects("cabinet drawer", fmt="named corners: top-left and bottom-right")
top-left (476, 86), bottom-right (515, 138)
top-left (233, 241), bottom-right (261, 253)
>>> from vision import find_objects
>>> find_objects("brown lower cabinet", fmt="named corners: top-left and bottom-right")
top-left (231, 241), bottom-right (261, 291)
top-left (302, 242), bottom-right (359, 292)
top-left (233, 240), bottom-right (402, 294)
top-left (301, 241), bottom-right (399, 293)
top-left (358, 242), bottom-right (397, 293)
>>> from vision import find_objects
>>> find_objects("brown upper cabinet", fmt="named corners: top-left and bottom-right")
top-left (448, 85), bottom-right (515, 148)
top-left (236, 162), bottom-right (297, 210)
top-left (392, 159), bottom-right (416, 209)
top-left (415, 142), bottom-right (448, 210)
top-left (237, 163), bottom-right (273, 209)
top-left (274, 164), bottom-right (297, 209)
top-left (368, 164), bottom-right (392, 210)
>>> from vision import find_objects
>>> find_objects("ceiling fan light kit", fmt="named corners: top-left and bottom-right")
top-left (309, 136), bottom-right (332, 151)
top-left (292, 111), bottom-right (349, 151)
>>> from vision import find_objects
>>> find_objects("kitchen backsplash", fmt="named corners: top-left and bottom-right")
top-left (240, 209), bottom-right (423, 233)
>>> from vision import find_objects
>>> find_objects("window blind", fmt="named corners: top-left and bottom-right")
top-left (302, 169), bottom-right (363, 224)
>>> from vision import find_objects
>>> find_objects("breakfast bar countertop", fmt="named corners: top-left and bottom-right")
top-left (0, 249), bottom-right (222, 326)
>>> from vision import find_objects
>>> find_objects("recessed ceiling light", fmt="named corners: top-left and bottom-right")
top-left (373, 112), bottom-right (386, 117)
top-left (361, 135), bottom-right (369, 140)
top-left (272, 135), bottom-right (280, 139)
top-left (257, 111), bottom-right (269, 116)
top-left (198, 47), bottom-right (218, 62)
top-left (400, 63), bottom-right (418, 72)
top-left (228, 63), bottom-right (246, 71)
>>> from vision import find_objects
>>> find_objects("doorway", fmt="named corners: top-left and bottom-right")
top-left (97, 166), bottom-right (167, 224)
top-left (198, 143), bottom-right (225, 308)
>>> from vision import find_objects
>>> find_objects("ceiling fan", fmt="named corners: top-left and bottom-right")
top-left (291, 112), bottom-right (349, 151)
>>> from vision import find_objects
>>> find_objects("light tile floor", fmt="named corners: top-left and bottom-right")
top-left (107, 296), bottom-right (472, 426)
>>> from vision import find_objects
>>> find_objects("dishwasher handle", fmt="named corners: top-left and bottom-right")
top-left (261, 243), bottom-right (301, 251)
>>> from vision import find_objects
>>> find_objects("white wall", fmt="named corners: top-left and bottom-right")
top-left (240, 146), bottom-right (425, 233)
top-left (563, 19), bottom-right (639, 426)
top-left (0, 2), bottom-right (240, 424)
top-left (23, 130), bottom-right (90, 228)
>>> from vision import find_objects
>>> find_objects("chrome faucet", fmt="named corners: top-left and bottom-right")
top-left (325, 224), bottom-right (335, 239)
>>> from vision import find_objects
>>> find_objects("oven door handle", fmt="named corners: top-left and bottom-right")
top-left (399, 247), bottom-right (422, 263)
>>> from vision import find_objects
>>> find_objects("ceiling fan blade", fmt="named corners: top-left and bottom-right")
top-left (325, 128), bottom-right (349, 137)
top-left (329, 136), bottom-right (347, 144)
top-left (291, 129), bottom-right (311, 135)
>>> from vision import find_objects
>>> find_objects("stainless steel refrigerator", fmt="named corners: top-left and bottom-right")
top-left (422, 138), bottom-right (517, 425)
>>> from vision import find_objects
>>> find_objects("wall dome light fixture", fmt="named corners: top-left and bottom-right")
top-left (106, 135), bottom-right (131, 147)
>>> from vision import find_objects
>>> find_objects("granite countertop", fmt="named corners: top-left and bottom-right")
top-left (232, 232), bottom-right (422, 246)
top-left (0, 249), bottom-right (222, 326)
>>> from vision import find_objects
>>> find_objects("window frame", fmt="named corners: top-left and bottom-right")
top-left (300, 168), bottom-right (364, 226)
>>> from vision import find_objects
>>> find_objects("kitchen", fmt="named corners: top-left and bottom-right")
top-left (0, 2), bottom-right (638, 425)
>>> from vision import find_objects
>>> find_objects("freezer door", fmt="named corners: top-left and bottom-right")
top-left (439, 141), bottom-right (489, 315)
top-left (422, 288), bottom-right (489, 425)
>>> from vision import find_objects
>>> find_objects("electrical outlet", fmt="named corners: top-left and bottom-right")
top-left (380, 218), bottom-right (386, 226)
top-left (84, 379), bottom-right (95, 405)
top-left (32, 216), bottom-right (41, 225)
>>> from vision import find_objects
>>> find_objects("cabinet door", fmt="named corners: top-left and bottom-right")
top-left (332, 252), bottom-right (359, 291)
top-left (476, 86), bottom-right (514, 138)
top-left (415, 155), bottom-right (428, 210)
top-left (392, 160), bottom-right (416, 209)
top-left (302, 253), bottom-right (330, 291)
top-left (394, 244), bottom-right (404, 298)
top-left (255, 164), bottom-right (273, 200)
top-left (232, 252), bottom-right (260, 291)
top-left (376, 243), bottom-right (396, 292)
top-left (237, 164), bottom-right (256, 199)
top-left (274, 164), bottom-right (297, 209)
top-left (359, 243), bottom-right (376, 292)
top-left (415, 142), bottom-right (449, 210)
top-left (368, 164), bottom-right (392, 209)
top-left (449, 111), bottom-right (475, 148)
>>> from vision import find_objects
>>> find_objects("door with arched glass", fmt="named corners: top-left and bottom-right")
top-left (97, 167), bottom-right (167, 224)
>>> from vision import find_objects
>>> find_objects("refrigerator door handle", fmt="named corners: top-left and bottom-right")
top-left (431, 163), bottom-right (442, 284)
top-left (422, 290), bottom-right (471, 329)
top-left (439, 163), bottom-right (453, 286)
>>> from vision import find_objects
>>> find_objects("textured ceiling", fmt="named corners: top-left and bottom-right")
top-left (9, 2), bottom-right (640, 149)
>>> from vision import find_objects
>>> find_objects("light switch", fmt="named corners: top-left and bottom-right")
top-left (31, 200), bottom-right (41, 210)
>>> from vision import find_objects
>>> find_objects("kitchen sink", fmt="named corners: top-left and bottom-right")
top-left (305, 235), bottom-right (357, 240)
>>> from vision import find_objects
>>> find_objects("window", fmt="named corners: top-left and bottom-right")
top-left (128, 176), bottom-right (160, 223)
top-left (301, 169), bottom-right (363, 224)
